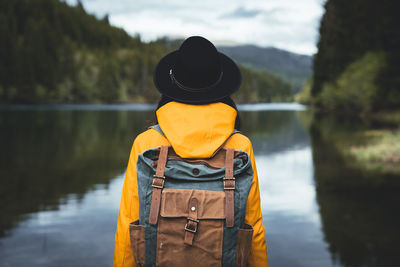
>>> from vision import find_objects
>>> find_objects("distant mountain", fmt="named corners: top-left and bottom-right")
top-left (218, 45), bottom-right (313, 93)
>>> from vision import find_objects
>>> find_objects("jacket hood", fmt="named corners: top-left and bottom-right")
top-left (156, 101), bottom-right (237, 158)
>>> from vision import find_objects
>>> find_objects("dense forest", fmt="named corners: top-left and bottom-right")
top-left (299, 0), bottom-right (400, 112)
top-left (0, 0), bottom-right (292, 104)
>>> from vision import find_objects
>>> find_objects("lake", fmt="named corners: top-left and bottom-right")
top-left (0, 103), bottom-right (398, 267)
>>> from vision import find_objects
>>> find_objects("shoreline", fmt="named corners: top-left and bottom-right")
top-left (0, 102), bottom-right (307, 112)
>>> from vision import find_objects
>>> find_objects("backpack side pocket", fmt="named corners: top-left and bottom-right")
top-left (236, 224), bottom-right (253, 267)
top-left (129, 220), bottom-right (146, 267)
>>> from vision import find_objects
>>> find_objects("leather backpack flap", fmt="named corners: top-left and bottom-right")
top-left (156, 188), bottom-right (226, 267)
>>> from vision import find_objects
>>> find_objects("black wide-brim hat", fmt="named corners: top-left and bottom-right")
top-left (154, 36), bottom-right (241, 104)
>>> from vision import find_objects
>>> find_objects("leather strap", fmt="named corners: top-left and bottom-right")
top-left (184, 198), bottom-right (199, 245)
top-left (224, 148), bottom-right (235, 228)
top-left (148, 145), bottom-right (169, 225)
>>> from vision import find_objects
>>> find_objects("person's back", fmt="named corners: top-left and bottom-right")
top-left (114, 36), bottom-right (268, 266)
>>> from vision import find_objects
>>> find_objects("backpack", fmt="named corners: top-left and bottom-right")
top-left (129, 125), bottom-right (254, 267)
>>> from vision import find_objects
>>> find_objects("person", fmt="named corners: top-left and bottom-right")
top-left (114, 36), bottom-right (268, 266)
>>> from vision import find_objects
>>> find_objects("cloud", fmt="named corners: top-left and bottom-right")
top-left (66, 0), bottom-right (324, 55)
top-left (220, 6), bottom-right (262, 19)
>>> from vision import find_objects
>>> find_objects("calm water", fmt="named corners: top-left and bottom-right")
top-left (0, 104), bottom-right (399, 267)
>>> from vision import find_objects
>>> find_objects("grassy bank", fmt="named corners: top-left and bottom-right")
top-left (349, 128), bottom-right (400, 175)
top-left (313, 110), bottom-right (400, 176)
top-left (347, 111), bottom-right (400, 175)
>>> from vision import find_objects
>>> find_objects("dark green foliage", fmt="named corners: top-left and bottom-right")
top-left (234, 64), bottom-right (293, 102)
top-left (311, 0), bottom-right (400, 111)
top-left (315, 52), bottom-right (386, 112)
top-left (0, 0), bottom-right (140, 103)
top-left (0, 0), bottom-right (292, 104)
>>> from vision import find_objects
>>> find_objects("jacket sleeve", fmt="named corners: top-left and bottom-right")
top-left (114, 141), bottom-right (139, 267)
top-left (245, 144), bottom-right (269, 266)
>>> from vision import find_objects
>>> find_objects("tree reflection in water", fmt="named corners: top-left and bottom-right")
top-left (0, 109), bottom-right (154, 237)
top-left (310, 114), bottom-right (400, 267)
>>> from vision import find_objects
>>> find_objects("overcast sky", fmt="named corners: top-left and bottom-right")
top-left (66, 0), bottom-right (325, 55)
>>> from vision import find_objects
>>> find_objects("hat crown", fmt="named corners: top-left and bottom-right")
top-left (174, 36), bottom-right (222, 88)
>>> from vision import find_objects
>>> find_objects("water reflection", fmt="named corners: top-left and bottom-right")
top-left (250, 111), bottom-right (338, 267)
top-left (0, 110), bottom-right (154, 238)
top-left (0, 174), bottom-right (125, 267)
top-left (240, 110), bottom-right (309, 154)
top-left (310, 114), bottom-right (400, 267)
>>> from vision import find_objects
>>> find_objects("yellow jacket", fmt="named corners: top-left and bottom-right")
top-left (114, 101), bottom-right (268, 266)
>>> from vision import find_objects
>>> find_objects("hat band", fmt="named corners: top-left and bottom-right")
top-left (169, 69), bottom-right (223, 92)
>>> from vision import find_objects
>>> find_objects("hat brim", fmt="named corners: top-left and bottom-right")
top-left (153, 51), bottom-right (241, 104)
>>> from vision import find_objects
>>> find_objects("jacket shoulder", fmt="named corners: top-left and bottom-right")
top-left (225, 133), bottom-right (253, 153)
top-left (133, 128), bottom-right (170, 155)
top-left (134, 128), bottom-right (160, 143)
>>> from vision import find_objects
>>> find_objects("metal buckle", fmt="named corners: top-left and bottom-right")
top-left (223, 177), bottom-right (235, 190)
top-left (152, 175), bottom-right (165, 189)
top-left (184, 217), bottom-right (199, 233)
top-left (184, 224), bottom-right (197, 233)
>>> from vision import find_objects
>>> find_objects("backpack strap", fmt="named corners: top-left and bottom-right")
top-left (224, 148), bottom-right (235, 228)
top-left (148, 145), bottom-right (169, 225)
top-left (184, 198), bottom-right (199, 245)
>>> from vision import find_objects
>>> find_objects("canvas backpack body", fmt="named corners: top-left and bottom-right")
top-left (129, 126), bottom-right (255, 267)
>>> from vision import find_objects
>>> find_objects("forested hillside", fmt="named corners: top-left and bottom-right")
top-left (300, 0), bottom-right (400, 112)
top-left (0, 0), bottom-right (292, 104)
top-left (218, 45), bottom-right (312, 93)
